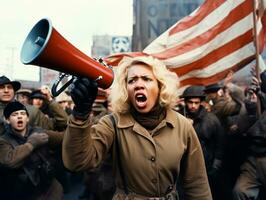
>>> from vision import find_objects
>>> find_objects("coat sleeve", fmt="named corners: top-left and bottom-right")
top-left (46, 130), bottom-right (64, 147)
top-left (26, 102), bottom-right (68, 131)
top-left (0, 138), bottom-right (33, 168)
top-left (62, 115), bottom-right (114, 172)
top-left (180, 124), bottom-right (213, 200)
top-left (48, 100), bottom-right (68, 131)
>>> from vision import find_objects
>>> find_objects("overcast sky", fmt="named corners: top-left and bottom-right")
top-left (0, 0), bottom-right (133, 81)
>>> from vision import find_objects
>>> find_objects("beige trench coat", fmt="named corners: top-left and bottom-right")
top-left (63, 109), bottom-right (212, 200)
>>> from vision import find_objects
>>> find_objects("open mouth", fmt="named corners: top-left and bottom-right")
top-left (136, 94), bottom-right (147, 102)
top-left (135, 93), bottom-right (147, 108)
top-left (17, 120), bottom-right (24, 127)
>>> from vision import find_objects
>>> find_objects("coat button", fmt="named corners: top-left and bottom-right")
top-left (151, 178), bottom-right (157, 183)
top-left (151, 156), bottom-right (156, 162)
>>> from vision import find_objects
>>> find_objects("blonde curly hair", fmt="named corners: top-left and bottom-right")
top-left (109, 56), bottom-right (179, 113)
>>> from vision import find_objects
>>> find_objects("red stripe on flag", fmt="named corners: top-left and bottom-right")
top-left (263, 11), bottom-right (266, 44)
top-left (172, 30), bottom-right (253, 76)
top-left (169, 0), bottom-right (225, 35)
top-left (178, 55), bottom-right (255, 87)
top-left (150, 0), bottom-right (253, 59)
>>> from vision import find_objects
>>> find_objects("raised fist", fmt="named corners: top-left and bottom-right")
top-left (70, 77), bottom-right (98, 119)
top-left (27, 132), bottom-right (49, 148)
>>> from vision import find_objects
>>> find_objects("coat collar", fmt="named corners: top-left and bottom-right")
top-left (115, 108), bottom-right (177, 129)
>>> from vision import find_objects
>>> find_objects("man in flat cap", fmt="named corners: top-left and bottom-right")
top-left (16, 88), bottom-right (32, 105)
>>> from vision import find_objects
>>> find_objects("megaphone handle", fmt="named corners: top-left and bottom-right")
top-left (51, 74), bottom-right (75, 97)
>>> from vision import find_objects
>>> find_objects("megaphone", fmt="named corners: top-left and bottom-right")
top-left (20, 18), bottom-right (114, 96)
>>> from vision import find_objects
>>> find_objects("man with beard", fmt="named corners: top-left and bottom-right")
top-left (179, 85), bottom-right (225, 200)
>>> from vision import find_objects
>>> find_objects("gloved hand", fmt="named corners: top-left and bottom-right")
top-left (27, 132), bottom-right (49, 149)
top-left (249, 68), bottom-right (261, 94)
top-left (250, 77), bottom-right (260, 94)
top-left (70, 77), bottom-right (98, 119)
top-left (260, 70), bottom-right (266, 93)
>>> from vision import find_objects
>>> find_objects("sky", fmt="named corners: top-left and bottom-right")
top-left (0, 0), bottom-right (133, 81)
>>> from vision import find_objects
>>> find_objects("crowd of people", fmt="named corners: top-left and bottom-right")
top-left (0, 55), bottom-right (266, 200)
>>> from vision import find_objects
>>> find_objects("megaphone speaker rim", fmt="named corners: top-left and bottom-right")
top-left (20, 18), bottom-right (52, 64)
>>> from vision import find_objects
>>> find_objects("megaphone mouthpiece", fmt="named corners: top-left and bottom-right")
top-left (35, 36), bottom-right (45, 46)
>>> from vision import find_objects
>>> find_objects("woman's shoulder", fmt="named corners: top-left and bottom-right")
top-left (167, 109), bottom-right (193, 127)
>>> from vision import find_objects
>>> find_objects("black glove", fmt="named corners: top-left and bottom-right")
top-left (70, 77), bottom-right (98, 119)
top-left (27, 132), bottom-right (49, 149)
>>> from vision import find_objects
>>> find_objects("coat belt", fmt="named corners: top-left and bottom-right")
top-left (114, 186), bottom-right (178, 200)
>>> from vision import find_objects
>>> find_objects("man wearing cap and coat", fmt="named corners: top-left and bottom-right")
top-left (0, 75), bottom-right (68, 135)
top-left (179, 85), bottom-right (225, 200)
top-left (204, 80), bottom-right (250, 200)
top-left (0, 101), bottom-right (63, 200)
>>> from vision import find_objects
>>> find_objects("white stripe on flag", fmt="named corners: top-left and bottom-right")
top-left (179, 43), bottom-right (256, 81)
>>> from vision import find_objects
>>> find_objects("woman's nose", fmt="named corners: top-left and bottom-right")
top-left (135, 79), bottom-right (145, 88)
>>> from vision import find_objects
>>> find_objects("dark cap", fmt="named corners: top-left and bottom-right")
top-left (30, 90), bottom-right (45, 100)
top-left (204, 83), bottom-right (222, 94)
top-left (181, 86), bottom-right (205, 100)
top-left (0, 76), bottom-right (21, 92)
top-left (4, 101), bottom-right (29, 119)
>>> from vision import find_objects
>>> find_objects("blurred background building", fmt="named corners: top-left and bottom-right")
top-left (91, 35), bottom-right (131, 58)
top-left (132, 0), bottom-right (204, 51)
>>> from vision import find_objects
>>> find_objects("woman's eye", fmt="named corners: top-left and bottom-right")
top-left (144, 77), bottom-right (152, 81)
top-left (128, 79), bottom-right (135, 84)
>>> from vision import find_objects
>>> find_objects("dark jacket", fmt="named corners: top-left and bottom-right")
top-left (245, 110), bottom-right (266, 155)
top-left (180, 106), bottom-right (225, 173)
top-left (0, 125), bottom-right (63, 200)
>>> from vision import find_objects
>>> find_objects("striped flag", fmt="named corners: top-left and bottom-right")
top-left (105, 0), bottom-right (266, 90)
